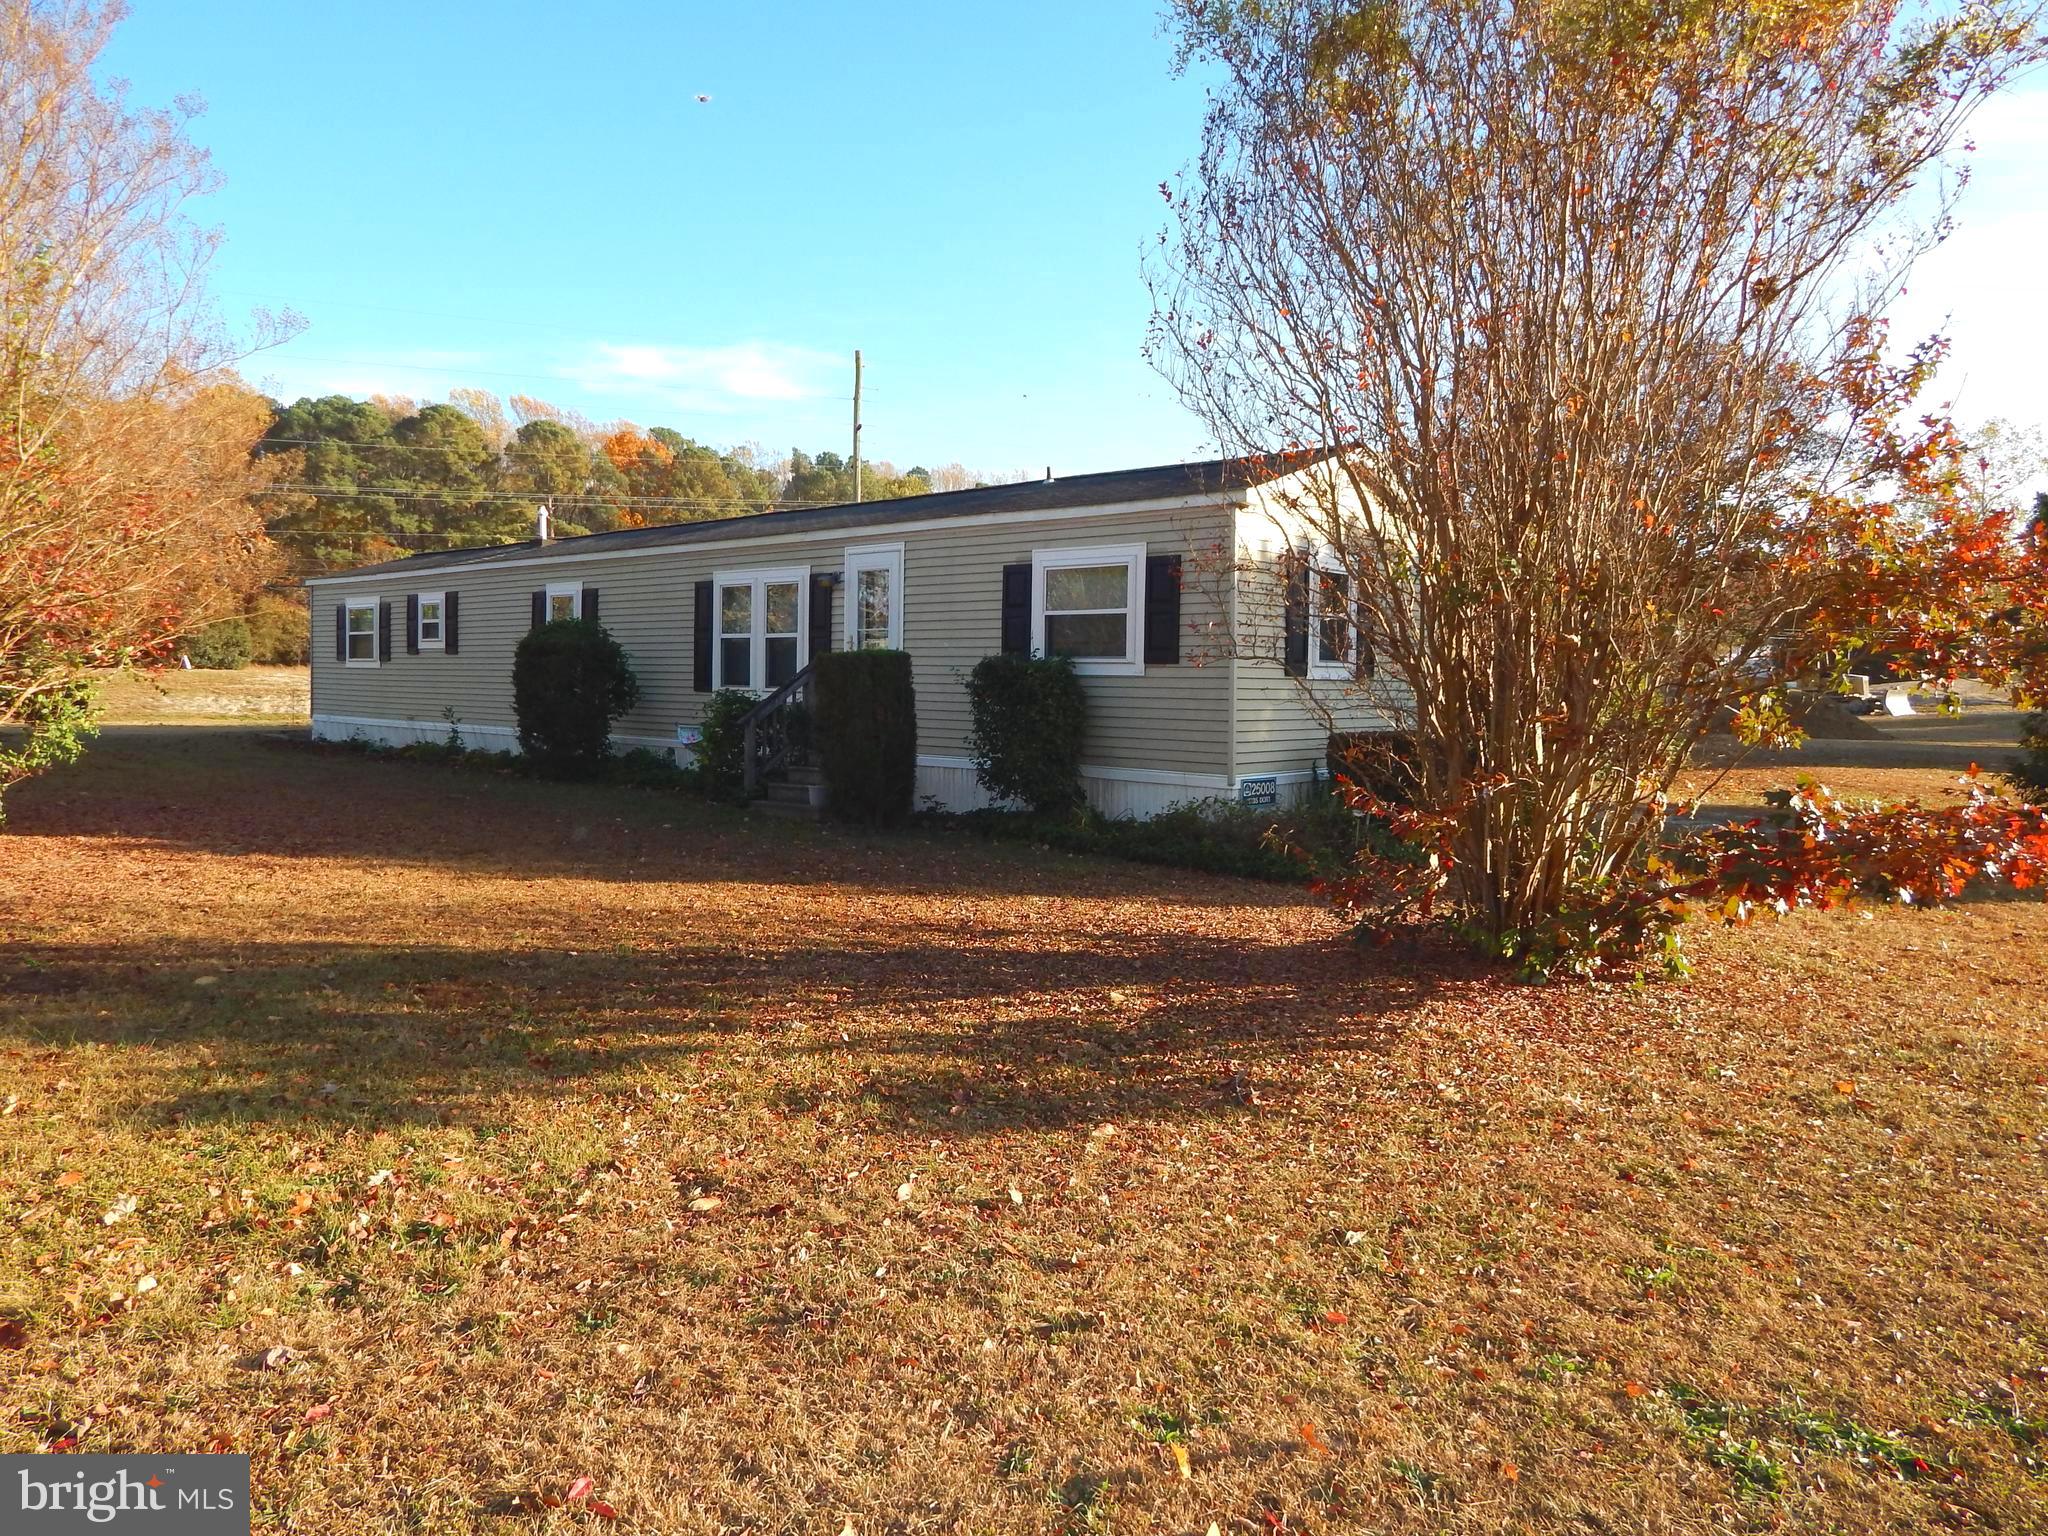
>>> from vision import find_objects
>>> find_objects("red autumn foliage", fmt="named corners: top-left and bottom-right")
top-left (1674, 771), bottom-right (2048, 912)
top-left (1324, 768), bottom-right (2048, 979)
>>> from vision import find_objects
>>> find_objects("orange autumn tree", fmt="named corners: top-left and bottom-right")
top-left (596, 427), bottom-right (677, 529)
top-left (1, 1), bottom-right (296, 814)
top-left (1150, 0), bottom-right (2048, 969)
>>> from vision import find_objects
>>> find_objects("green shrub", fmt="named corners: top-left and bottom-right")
top-left (182, 617), bottom-right (252, 670)
top-left (692, 689), bottom-right (756, 798)
top-left (953, 790), bottom-right (1365, 881)
top-left (815, 649), bottom-right (916, 824)
top-left (0, 679), bottom-right (96, 825)
top-left (246, 595), bottom-right (310, 665)
top-left (2010, 711), bottom-right (2048, 805)
top-left (511, 618), bottom-right (640, 778)
top-left (611, 745), bottom-right (700, 792)
top-left (966, 653), bottom-right (1088, 814)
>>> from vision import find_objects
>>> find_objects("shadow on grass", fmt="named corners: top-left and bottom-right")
top-left (0, 923), bottom-right (1470, 1136)
top-left (6, 726), bottom-right (1318, 910)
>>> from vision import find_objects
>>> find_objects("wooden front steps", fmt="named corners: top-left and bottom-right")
top-left (753, 764), bottom-right (824, 820)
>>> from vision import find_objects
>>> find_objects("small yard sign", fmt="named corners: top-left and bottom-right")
top-left (1238, 775), bottom-right (1279, 809)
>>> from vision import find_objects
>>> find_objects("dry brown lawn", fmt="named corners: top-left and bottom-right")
top-left (87, 665), bottom-right (310, 725)
top-left (2, 728), bottom-right (2044, 1534)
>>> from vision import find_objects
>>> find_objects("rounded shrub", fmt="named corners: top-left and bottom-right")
top-left (511, 618), bottom-right (640, 778)
top-left (183, 617), bottom-right (252, 670)
top-left (692, 688), bottom-right (757, 798)
top-left (965, 652), bottom-right (1088, 814)
top-left (815, 649), bottom-right (916, 825)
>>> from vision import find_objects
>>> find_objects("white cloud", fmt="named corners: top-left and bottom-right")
top-left (249, 346), bottom-right (491, 407)
top-left (565, 341), bottom-right (840, 411)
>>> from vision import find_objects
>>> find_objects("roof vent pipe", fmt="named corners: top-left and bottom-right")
top-left (536, 504), bottom-right (551, 542)
top-left (1044, 465), bottom-right (1053, 483)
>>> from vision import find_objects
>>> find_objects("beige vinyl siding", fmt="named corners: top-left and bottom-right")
top-left (312, 553), bottom-right (707, 747)
top-left (1232, 660), bottom-right (1401, 779)
top-left (309, 503), bottom-right (1235, 775)
top-left (905, 505), bottom-right (1231, 773)
top-left (1225, 489), bottom-right (1406, 782)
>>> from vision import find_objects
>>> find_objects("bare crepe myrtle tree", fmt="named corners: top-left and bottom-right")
top-left (1147, 0), bottom-right (2045, 949)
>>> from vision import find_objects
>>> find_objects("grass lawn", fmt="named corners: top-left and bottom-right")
top-left (86, 665), bottom-right (310, 726)
top-left (2, 728), bottom-right (2045, 1533)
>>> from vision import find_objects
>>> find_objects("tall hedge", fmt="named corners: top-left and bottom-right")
top-left (511, 618), bottom-right (640, 778)
top-left (814, 649), bottom-right (916, 824)
top-left (965, 652), bottom-right (1087, 814)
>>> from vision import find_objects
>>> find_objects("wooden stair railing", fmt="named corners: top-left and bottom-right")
top-left (739, 663), bottom-right (816, 798)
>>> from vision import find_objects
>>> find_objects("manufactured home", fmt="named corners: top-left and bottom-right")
top-left (305, 451), bottom-right (1395, 817)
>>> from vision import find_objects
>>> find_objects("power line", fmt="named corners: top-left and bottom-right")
top-left (258, 483), bottom-right (883, 509)
top-left (251, 435), bottom-right (902, 466)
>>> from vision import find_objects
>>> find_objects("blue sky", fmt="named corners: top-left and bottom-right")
top-left (101, 3), bottom-right (2044, 481)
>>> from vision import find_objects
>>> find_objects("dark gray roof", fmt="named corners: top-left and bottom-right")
top-left (309, 449), bottom-right (1335, 582)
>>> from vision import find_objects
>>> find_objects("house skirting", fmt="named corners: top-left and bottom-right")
top-left (309, 715), bottom-right (1318, 820)
top-left (907, 755), bottom-right (1322, 819)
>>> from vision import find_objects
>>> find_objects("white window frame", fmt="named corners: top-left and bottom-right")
top-left (843, 542), bottom-right (904, 651)
top-left (1307, 550), bottom-right (1361, 682)
top-left (415, 590), bottom-right (446, 650)
top-left (544, 582), bottom-right (582, 623)
top-left (343, 598), bottom-right (380, 668)
top-left (1031, 542), bottom-right (1144, 677)
top-left (711, 564), bottom-right (810, 693)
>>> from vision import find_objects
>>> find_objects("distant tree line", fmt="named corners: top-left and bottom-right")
top-left (255, 389), bottom-right (993, 576)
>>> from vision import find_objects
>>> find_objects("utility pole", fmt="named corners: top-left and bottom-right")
top-left (852, 349), bottom-right (863, 503)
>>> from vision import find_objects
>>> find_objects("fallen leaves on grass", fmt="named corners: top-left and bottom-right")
top-left (6, 729), bottom-right (2048, 1534)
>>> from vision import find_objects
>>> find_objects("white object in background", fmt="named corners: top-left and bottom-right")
top-left (1883, 689), bottom-right (1915, 716)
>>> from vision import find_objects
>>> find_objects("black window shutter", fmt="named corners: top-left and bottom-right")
top-left (808, 574), bottom-right (833, 663)
top-left (405, 593), bottom-right (420, 655)
top-left (1143, 554), bottom-right (1181, 666)
top-left (1282, 555), bottom-right (1309, 678)
top-left (334, 602), bottom-right (346, 662)
top-left (377, 599), bottom-right (392, 663)
top-left (582, 586), bottom-right (599, 624)
top-left (1000, 563), bottom-right (1030, 655)
top-left (692, 579), bottom-right (713, 692)
top-left (531, 589), bottom-right (545, 631)
top-left (444, 591), bottom-right (460, 655)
